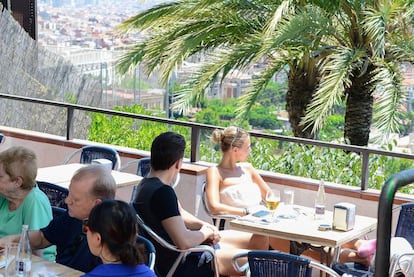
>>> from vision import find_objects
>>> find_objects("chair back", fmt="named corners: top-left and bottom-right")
top-left (37, 181), bottom-right (69, 209)
top-left (136, 157), bottom-right (151, 177)
top-left (0, 133), bottom-right (4, 144)
top-left (79, 145), bottom-right (121, 170)
top-left (201, 181), bottom-right (238, 230)
top-left (249, 251), bottom-right (312, 277)
top-left (63, 145), bottom-right (121, 170)
top-left (52, 206), bottom-right (67, 218)
top-left (136, 235), bottom-right (156, 270)
top-left (233, 251), bottom-right (340, 277)
top-left (135, 213), bottom-right (219, 277)
top-left (395, 203), bottom-right (414, 247)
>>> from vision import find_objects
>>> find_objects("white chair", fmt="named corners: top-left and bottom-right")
top-left (201, 181), bottom-right (239, 230)
top-left (135, 213), bottom-right (220, 277)
top-left (389, 251), bottom-right (414, 276)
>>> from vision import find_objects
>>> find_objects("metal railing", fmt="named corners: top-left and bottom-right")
top-left (1, 92), bottom-right (414, 190)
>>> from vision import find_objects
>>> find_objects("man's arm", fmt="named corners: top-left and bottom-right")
top-left (161, 215), bottom-right (217, 250)
top-left (178, 201), bottom-right (217, 230)
top-left (28, 230), bottom-right (52, 250)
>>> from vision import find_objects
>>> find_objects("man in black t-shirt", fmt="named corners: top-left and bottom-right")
top-left (133, 132), bottom-right (247, 277)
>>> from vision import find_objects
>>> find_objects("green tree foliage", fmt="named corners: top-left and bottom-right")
top-left (318, 114), bottom-right (344, 142)
top-left (248, 105), bottom-right (282, 130)
top-left (88, 105), bottom-right (190, 154)
top-left (88, 104), bottom-right (414, 191)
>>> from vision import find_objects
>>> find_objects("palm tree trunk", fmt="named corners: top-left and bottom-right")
top-left (344, 66), bottom-right (374, 146)
top-left (286, 67), bottom-right (318, 139)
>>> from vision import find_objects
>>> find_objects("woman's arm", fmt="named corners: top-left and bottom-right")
top-left (206, 167), bottom-right (247, 216)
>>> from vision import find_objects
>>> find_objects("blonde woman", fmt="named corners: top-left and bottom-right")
top-left (206, 126), bottom-right (289, 252)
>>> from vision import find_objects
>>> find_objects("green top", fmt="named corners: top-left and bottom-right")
top-left (0, 186), bottom-right (56, 261)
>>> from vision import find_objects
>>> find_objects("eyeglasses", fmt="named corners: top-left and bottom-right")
top-left (230, 127), bottom-right (241, 148)
top-left (82, 219), bottom-right (90, 234)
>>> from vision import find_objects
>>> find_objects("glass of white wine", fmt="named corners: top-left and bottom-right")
top-left (265, 189), bottom-right (280, 221)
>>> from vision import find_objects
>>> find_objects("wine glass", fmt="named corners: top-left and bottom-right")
top-left (265, 189), bottom-right (280, 221)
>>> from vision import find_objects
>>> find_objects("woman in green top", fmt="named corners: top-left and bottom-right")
top-left (0, 146), bottom-right (55, 261)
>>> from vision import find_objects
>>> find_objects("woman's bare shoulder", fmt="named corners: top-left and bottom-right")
top-left (239, 162), bottom-right (255, 171)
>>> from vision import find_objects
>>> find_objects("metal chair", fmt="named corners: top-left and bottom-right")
top-left (232, 250), bottom-right (340, 277)
top-left (124, 157), bottom-right (181, 203)
top-left (37, 181), bottom-right (69, 209)
top-left (120, 157), bottom-right (151, 177)
top-left (394, 203), bottom-right (414, 247)
top-left (62, 145), bottom-right (121, 170)
top-left (121, 157), bottom-right (151, 203)
top-left (135, 213), bottom-right (220, 277)
top-left (333, 203), bottom-right (414, 276)
top-left (201, 181), bottom-right (239, 230)
top-left (136, 235), bottom-right (156, 270)
top-left (52, 206), bottom-right (67, 218)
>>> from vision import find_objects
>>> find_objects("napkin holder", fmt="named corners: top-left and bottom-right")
top-left (91, 158), bottom-right (113, 172)
top-left (332, 202), bottom-right (355, 231)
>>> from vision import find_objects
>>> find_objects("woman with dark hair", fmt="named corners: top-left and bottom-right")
top-left (82, 200), bottom-right (155, 277)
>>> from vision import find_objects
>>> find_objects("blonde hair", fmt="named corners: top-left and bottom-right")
top-left (211, 126), bottom-right (249, 152)
top-left (0, 146), bottom-right (37, 190)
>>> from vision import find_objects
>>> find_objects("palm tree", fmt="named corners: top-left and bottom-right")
top-left (117, 0), bottom-right (325, 139)
top-left (300, 0), bottom-right (414, 146)
top-left (117, 0), bottom-right (414, 146)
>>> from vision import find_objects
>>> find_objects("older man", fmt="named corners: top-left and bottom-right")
top-left (0, 164), bottom-right (116, 273)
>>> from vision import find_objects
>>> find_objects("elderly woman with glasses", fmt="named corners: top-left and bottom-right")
top-left (205, 126), bottom-right (290, 252)
top-left (82, 199), bottom-right (156, 277)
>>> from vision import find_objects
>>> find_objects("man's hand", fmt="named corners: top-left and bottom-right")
top-left (200, 224), bottom-right (221, 246)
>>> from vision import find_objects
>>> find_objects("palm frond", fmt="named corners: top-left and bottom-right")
top-left (264, 0), bottom-right (294, 35)
top-left (172, 39), bottom-right (264, 115)
top-left (236, 55), bottom-right (290, 120)
top-left (301, 47), bottom-right (367, 134)
top-left (363, 7), bottom-right (387, 58)
top-left (372, 61), bottom-right (405, 140)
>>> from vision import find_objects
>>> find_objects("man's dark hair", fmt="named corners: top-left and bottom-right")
top-left (151, 132), bottom-right (185, 170)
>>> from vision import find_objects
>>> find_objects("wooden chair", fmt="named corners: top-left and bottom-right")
top-left (63, 145), bottom-right (121, 170)
top-left (232, 250), bottom-right (340, 277)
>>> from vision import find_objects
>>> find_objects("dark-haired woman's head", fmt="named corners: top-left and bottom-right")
top-left (84, 200), bottom-right (145, 265)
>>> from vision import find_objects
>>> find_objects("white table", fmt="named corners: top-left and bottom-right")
top-left (0, 255), bottom-right (84, 276)
top-left (37, 163), bottom-right (142, 189)
top-left (230, 204), bottom-right (377, 264)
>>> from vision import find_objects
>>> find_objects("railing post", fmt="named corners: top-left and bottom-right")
top-left (66, 107), bottom-right (74, 140)
top-left (190, 127), bottom-right (201, 162)
top-left (361, 151), bottom-right (369, 190)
